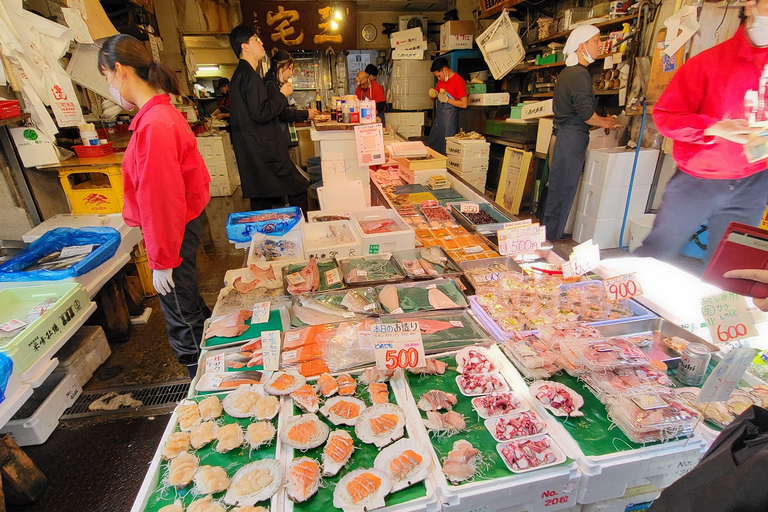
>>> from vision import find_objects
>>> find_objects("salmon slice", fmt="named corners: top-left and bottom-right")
top-left (291, 385), bottom-right (319, 410)
top-left (369, 413), bottom-right (399, 435)
top-left (390, 450), bottom-right (423, 480)
top-left (329, 400), bottom-right (361, 419)
top-left (241, 338), bottom-right (263, 352)
top-left (324, 434), bottom-right (354, 463)
top-left (288, 421), bottom-right (318, 444)
top-left (291, 460), bottom-right (320, 489)
top-left (368, 383), bottom-right (389, 405)
top-left (271, 373), bottom-right (295, 391)
top-left (298, 359), bottom-right (330, 378)
top-left (282, 344), bottom-right (323, 365)
top-left (337, 374), bottom-right (356, 396)
top-left (346, 472), bottom-right (382, 503)
top-left (317, 373), bottom-right (339, 397)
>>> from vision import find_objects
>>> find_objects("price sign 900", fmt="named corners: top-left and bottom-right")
top-left (602, 273), bottom-right (643, 301)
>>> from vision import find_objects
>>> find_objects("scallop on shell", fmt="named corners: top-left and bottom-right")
top-left (162, 432), bottom-right (191, 460)
top-left (175, 400), bottom-right (201, 432)
top-left (198, 395), bottom-right (223, 421)
top-left (224, 459), bottom-right (284, 507)
top-left (286, 456), bottom-right (322, 503)
top-left (373, 438), bottom-right (430, 492)
top-left (223, 384), bottom-right (267, 418)
top-left (264, 371), bottom-right (306, 396)
top-left (194, 465), bottom-right (231, 494)
top-left (246, 421), bottom-right (276, 450)
top-left (354, 403), bottom-right (406, 448)
top-left (280, 413), bottom-right (331, 450)
top-left (168, 451), bottom-right (198, 488)
top-left (319, 396), bottom-right (367, 426)
top-left (215, 423), bottom-right (245, 453)
top-left (333, 468), bottom-right (392, 512)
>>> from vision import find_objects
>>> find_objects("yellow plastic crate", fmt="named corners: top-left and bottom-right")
top-left (57, 165), bottom-right (124, 214)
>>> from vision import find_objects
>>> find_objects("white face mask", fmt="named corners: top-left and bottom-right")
top-left (109, 77), bottom-right (136, 111)
top-left (749, 14), bottom-right (768, 47)
top-left (581, 49), bottom-right (595, 64)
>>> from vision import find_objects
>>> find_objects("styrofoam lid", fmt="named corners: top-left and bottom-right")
top-left (22, 214), bottom-right (128, 243)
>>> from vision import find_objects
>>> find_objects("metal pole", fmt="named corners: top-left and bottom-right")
top-left (0, 126), bottom-right (42, 225)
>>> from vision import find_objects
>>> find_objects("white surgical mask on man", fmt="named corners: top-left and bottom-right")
top-left (749, 14), bottom-right (768, 47)
top-left (581, 49), bottom-right (595, 64)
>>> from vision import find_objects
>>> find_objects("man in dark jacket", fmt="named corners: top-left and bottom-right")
top-left (228, 25), bottom-right (309, 212)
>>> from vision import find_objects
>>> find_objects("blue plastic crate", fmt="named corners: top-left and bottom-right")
top-left (226, 207), bottom-right (303, 244)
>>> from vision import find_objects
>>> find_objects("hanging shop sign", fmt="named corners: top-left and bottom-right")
top-left (241, 1), bottom-right (357, 50)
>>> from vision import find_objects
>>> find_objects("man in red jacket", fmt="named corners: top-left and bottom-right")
top-left (635, 2), bottom-right (768, 264)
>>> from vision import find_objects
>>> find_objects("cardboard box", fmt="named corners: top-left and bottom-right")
top-left (440, 21), bottom-right (475, 51)
top-left (390, 28), bottom-right (424, 48)
top-left (397, 39), bottom-right (427, 51)
top-left (521, 99), bottom-right (554, 120)
top-left (392, 48), bottom-right (425, 60)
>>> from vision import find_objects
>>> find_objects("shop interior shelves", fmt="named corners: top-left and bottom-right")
top-left (532, 14), bottom-right (641, 46)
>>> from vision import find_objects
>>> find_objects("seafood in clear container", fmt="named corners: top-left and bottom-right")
top-left (677, 387), bottom-right (735, 429)
top-left (608, 391), bottom-right (698, 442)
top-left (417, 390), bottom-right (457, 411)
top-left (168, 452), bottom-right (198, 488)
top-left (162, 432), bottom-right (191, 460)
top-left (408, 358), bottom-right (448, 376)
top-left (499, 436), bottom-right (562, 472)
top-left (323, 430), bottom-right (355, 476)
top-left (215, 423), bottom-right (244, 453)
top-left (194, 465), bottom-right (230, 494)
top-left (368, 382), bottom-right (389, 405)
top-left (471, 392), bottom-right (527, 419)
top-left (442, 440), bottom-right (480, 484)
top-left (286, 457), bottom-right (321, 502)
top-left (421, 246), bottom-right (448, 265)
top-left (333, 468), bottom-right (392, 512)
top-left (537, 322), bottom-right (603, 343)
top-left (424, 410), bottom-right (466, 435)
top-left (286, 256), bottom-right (321, 295)
top-left (428, 287), bottom-right (459, 309)
top-left (316, 373), bottom-right (339, 397)
top-left (373, 438), bottom-right (430, 492)
top-left (291, 384), bottom-right (320, 413)
top-left (224, 459), bottom-right (284, 507)
top-left (456, 347), bottom-right (496, 375)
top-left (337, 373), bottom-right (357, 395)
top-left (188, 495), bottom-right (226, 512)
top-left (490, 412), bottom-right (547, 441)
top-left (341, 290), bottom-right (377, 314)
top-left (175, 400), bottom-right (201, 432)
top-left (281, 413), bottom-right (331, 450)
top-left (501, 335), bottom-right (559, 379)
top-left (726, 389), bottom-right (758, 416)
top-left (246, 421), bottom-right (276, 450)
top-left (320, 396), bottom-right (367, 426)
top-left (190, 421), bottom-right (217, 450)
top-left (584, 365), bottom-right (672, 395)
top-left (264, 371), bottom-right (306, 396)
top-left (529, 381), bottom-right (584, 417)
top-left (355, 403), bottom-right (406, 448)
top-left (198, 396), bottom-right (223, 421)
top-left (457, 373), bottom-right (509, 396)
top-left (567, 337), bottom-right (649, 370)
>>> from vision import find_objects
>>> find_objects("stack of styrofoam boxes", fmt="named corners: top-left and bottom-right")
top-left (390, 60), bottom-right (433, 111)
top-left (573, 147), bottom-right (660, 249)
top-left (196, 131), bottom-right (240, 197)
top-left (390, 27), bottom-right (428, 61)
top-left (387, 111), bottom-right (426, 140)
top-left (445, 137), bottom-right (491, 191)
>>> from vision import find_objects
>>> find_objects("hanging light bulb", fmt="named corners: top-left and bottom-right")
top-left (334, 9), bottom-right (343, 20)
top-left (330, 19), bottom-right (339, 31)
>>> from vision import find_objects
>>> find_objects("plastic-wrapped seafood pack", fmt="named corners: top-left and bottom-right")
top-left (393, 246), bottom-right (463, 280)
top-left (485, 411), bottom-right (548, 442)
top-left (581, 365), bottom-right (673, 399)
top-left (337, 254), bottom-right (405, 286)
top-left (536, 322), bottom-right (604, 345)
top-left (290, 288), bottom-right (380, 327)
top-left (500, 334), bottom-right (560, 380)
top-left (606, 389), bottom-right (699, 444)
top-left (201, 306), bottom-right (290, 351)
top-left (558, 337), bottom-right (650, 372)
top-left (460, 258), bottom-right (519, 289)
top-left (677, 386), bottom-right (766, 429)
top-left (377, 279), bottom-right (468, 315)
top-left (381, 310), bottom-right (492, 353)
top-left (283, 257), bottom-right (346, 296)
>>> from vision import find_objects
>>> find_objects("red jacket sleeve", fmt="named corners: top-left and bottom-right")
top-left (652, 55), bottom-right (719, 144)
top-left (133, 122), bottom-right (189, 270)
top-left (372, 82), bottom-right (386, 103)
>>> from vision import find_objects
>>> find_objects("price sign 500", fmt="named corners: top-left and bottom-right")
top-left (384, 346), bottom-right (421, 369)
top-left (373, 322), bottom-right (425, 370)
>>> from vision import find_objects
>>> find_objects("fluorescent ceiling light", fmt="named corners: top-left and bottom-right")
top-left (197, 65), bottom-right (219, 72)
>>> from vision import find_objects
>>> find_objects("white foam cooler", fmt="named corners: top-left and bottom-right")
top-left (351, 209), bottom-right (415, 254)
top-left (447, 156), bottom-right (490, 175)
top-left (303, 220), bottom-right (362, 259)
top-left (53, 325), bottom-right (111, 387)
top-left (445, 138), bottom-right (491, 159)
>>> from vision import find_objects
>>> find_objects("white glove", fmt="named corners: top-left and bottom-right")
top-left (153, 268), bottom-right (175, 296)
top-left (428, 88), bottom-right (438, 99)
top-left (438, 90), bottom-right (449, 103)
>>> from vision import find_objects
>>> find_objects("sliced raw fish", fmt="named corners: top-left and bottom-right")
top-left (233, 276), bottom-right (260, 293)
top-left (337, 373), bottom-right (357, 395)
top-left (428, 288), bottom-right (459, 309)
top-left (287, 257), bottom-right (320, 295)
top-left (415, 319), bottom-right (455, 334)
top-left (418, 390), bottom-right (457, 411)
top-left (249, 264), bottom-right (276, 281)
top-left (379, 285), bottom-right (400, 312)
top-left (442, 440), bottom-right (480, 483)
top-left (368, 383), bottom-right (389, 405)
top-left (286, 457), bottom-right (321, 502)
top-left (323, 430), bottom-right (355, 476)
top-left (333, 468), bottom-right (392, 512)
top-left (204, 324), bottom-right (249, 341)
top-left (316, 373), bottom-right (339, 397)
top-left (373, 439), bottom-right (430, 492)
top-left (291, 384), bottom-right (320, 413)
top-left (358, 368), bottom-right (394, 384)
top-left (409, 358), bottom-right (448, 375)
top-left (320, 396), bottom-right (366, 426)
top-left (424, 410), bottom-right (466, 434)
top-left (341, 290), bottom-right (374, 313)
top-left (418, 259), bottom-right (438, 275)
top-left (209, 310), bottom-right (252, 330)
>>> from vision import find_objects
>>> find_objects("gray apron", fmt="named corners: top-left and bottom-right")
top-left (427, 100), bottom-right (459, 155)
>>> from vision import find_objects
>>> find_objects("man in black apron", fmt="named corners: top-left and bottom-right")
top-left (543, 25), bottom-right (618, 240)
top-left (427, 58), bottom-right (468, 155)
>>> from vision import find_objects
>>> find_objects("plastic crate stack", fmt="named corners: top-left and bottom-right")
top-left (445, 136), bottom-right (491, 191)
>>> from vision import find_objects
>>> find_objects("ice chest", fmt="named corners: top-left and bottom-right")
top-left (445, 138), bottom-right (490, 159)
top-left (399, 166), bottom-right (448, 186)
top-left (447, 156), bottom-right (489, 174)
top-left (0, 372), bottom-right (81, 446)
top-left (0, 284), bottom-right (90, 375)
top-left (53, 325), bottom-right (111, 387)
top-left (303, 220), bottom-right (363, 260)
top-left (351, 209), bottom-right (415, 254)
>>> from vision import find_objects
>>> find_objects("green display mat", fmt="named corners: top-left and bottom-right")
top-left (201, 309), bottom-right (285, 349)
top-left (290, 381), bottom-right (427, 511)
top-left (378, 281), bottom-right (467, 314)
top-left (405, 357), bottom-right (570, 485)
top-left (143, 394), bottom-right (277, 511)
top-left (285, 261), bottom-right (345, 292)
top-left (340, 257), bottom-right (402, 285)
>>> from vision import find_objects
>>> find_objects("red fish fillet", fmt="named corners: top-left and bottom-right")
top-left (249, 263), bottom-right (276, 281)
top-left (233, 276), bottom-right (260, 293)
top-left (287, 256), bottom-right (320, 295)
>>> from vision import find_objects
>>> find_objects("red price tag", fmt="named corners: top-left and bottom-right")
top-left (460, 202), bottom-right (480, 214)
top-left (602, 273), bottom-right (643, 301)
top-left (372, 321), bottom-right (426, 370)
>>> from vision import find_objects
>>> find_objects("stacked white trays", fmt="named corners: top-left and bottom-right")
top-left (391, 60), bottom-right (434, 111)
top-left (350, 209), bottom-right (415, 254)
top-left (573, 148), bottom-right (660, 249)
top-left (445, 137), bottom-right (491, 191)
top-left (387, 112), bottom-right (426, 138)
top-left (499, 347), bottom-right (706, 507)
top-left (197, 132), bottom-right (240, 197)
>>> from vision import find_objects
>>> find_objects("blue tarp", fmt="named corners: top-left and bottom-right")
top-left (226, 207), bottom-right (302, 243)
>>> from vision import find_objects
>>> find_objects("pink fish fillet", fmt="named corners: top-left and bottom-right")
top-left (428, 288), bottom-right (459, 309)
top-left (232, 276), bottom-right (260, 293)
top-left (418, 259), bottom-right (439, 275)
top-left (249, 264), bottom-right (276, 281)
top-left (241, 338), bottom-right (263, 352)
top-left (204, 324), bottom-right (249, 340)
top-left (414, 319), bottom-right (456, 334)
top-left (208, 310), bottom-right (252, 331)
top-left (287, 256), bottom-right (320, 295)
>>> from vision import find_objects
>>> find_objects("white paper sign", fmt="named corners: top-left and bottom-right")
top-left (61, 8), bottom-right (93, 43)
top-left (261, 331), bottom-right (281, 371)
top-left (354, 123), bottom-right (385, 167)
top-left (602, 273), bottom-right (643, 301)
top-left (498, 223), bottom-right (544, 256)
top-left (60, 244), bottom-right (94, 258)
top-left (696, 347), bottom-right (758, 404)
top-left (563, 240), bottom-right (600, 278)
top-left (373, 321), bottom-right (426, 370)
top-left (252, 301), bottom-right (270, 324)
top-left (700, 292), bottom-right (759, 343)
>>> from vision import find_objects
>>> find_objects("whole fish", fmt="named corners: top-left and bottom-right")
top-left (297, 296), bottom-right (352, 318)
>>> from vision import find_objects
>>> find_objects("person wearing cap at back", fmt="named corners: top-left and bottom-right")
top-left (543, 25), bottom-right (618, 241)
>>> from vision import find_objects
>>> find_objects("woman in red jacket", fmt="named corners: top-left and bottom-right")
top-left (99, 35), bottom-right (211, 378)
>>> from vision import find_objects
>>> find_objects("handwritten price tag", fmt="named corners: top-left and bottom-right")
top-left (0, 319), bottom-right (27, 332)
top-left (700, 292), bottom-right (759, 343)
top-left (502, 219), bottom-right (531, 230)
top-left (498, 223), bottom-right (544, 256)
top-left (696, 347), bottom-right (758, 404)
top-left (261, 330), bottom-right (281, 371)
top-left (460, 202), bottom-right (480, 214)
top-left (325, 268), bottom-right (342, 287)
top-left (563, 240), bottom-right (600, 278)
top-left (252, 301), bottom-right (271, 324)
top-left (59, 244), bottom-right (94, 258)
top-left (602, 273), bottom-right (643, 301)
top-left (372, 321), bottom-right (426, 370)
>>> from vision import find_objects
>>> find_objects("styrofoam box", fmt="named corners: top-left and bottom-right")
top-left (447, 156), bottom-right (489, 174)
top-left (445, 138), bottom-right (490, 159)
top-left (392, 94), bottom-right (434, 111)
top-left (522, 99), bottom-right (554, 120)
top-left (303, 220), bottom-right (362, 259)
top-left (392, 59), bottom-right (432, 79)
top-left (247, 219), bottom-right (305, 265)
top-left (307, 206), bottom-right (386, 223)
top-left (387, 112), bottom-right (426, 127)
top-left (393, 49), bottom-right (425, 60)
top-left (396, 125), bottom-right (423, 138)
top-left (573, 212), bottom-right (630, 249)
top-left (536, 117), bottom-right (554, 154)
top-left (468, 92), bottom-right (510, 106)
top-left (351, 209), bottom-right (415, 254)
top-left (209, 175), bottom-right (236, 197)
top-left (580, 490), bottom-right (659, 512)
top-left (452, 169), bottom-right (487, 183)
top-left (390, 27), bottom-right (424, 48)
top-left (390, 77), bottom-right (434, 96)
top-left (583, 148), bottom-right (660, 189)
top-left (0, 372), bottom-right (81, 446)
top-left (196, 132), bottom-right (232, 162)
top-left (399, 166), bottom-right (448, 186)
top-left (53, 325), bottom-right (111, 388)
top-left (577, 183), bottom-right (651, 222)
top-left (502, 350), bottom-right (707, 505)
